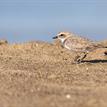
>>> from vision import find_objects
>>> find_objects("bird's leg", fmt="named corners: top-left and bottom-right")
top-left (74, 52), bottom-right (88, 63)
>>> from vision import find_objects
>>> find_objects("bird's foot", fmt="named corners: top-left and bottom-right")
top-left (73, 55), bottom-right (83, 64)
top-left (73, 53), bottom-right (87, 64)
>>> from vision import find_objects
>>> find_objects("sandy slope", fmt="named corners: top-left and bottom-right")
top-left (0, 40), bottom-right (107, 107)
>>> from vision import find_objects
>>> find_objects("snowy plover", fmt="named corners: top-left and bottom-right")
top-left (53, 32), bottom-right (106, 63)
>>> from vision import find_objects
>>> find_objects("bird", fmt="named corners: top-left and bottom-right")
top-left (53, 32), bottom-right (107, 63)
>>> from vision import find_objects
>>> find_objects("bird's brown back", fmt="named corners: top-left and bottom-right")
top-left (63, 35), bottom-right (105, 52)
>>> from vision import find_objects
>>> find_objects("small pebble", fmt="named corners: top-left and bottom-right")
top-left (66, 94), bottom-right (71, 99)
top-left (86, 68), bottom-right (89, 70)
top-left (36, 43), bottom-right (39, 47)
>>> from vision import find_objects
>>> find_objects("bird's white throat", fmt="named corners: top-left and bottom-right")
top-left (59, 38), bottom-right (66, 43)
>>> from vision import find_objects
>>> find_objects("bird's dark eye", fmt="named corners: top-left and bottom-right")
top-left (60, 34), bottom-right (64, 37)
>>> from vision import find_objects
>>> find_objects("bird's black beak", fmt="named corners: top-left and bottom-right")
top-left (52, 36), bottom-right (58, 39)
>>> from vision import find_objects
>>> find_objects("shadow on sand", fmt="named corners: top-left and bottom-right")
top-left (82, 60), bottom-right (107, 63)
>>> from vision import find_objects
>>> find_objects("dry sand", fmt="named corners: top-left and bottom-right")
top-left (0, 40), bottom-right (107, 107)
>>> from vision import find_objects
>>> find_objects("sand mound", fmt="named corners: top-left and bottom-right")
top-left (0, 40), bottom-right (107, 107)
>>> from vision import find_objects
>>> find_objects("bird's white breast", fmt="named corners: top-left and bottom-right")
top-left (59, 38), bottom-right (66, 43)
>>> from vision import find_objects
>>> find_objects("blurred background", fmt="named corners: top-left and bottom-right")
top-left (0, 0), bottom-right (107, 43)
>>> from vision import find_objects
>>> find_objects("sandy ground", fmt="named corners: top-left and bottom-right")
top-left (0, 40), bottom-right (107, 107)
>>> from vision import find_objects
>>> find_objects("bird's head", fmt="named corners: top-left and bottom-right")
top-left (53, 32), bottom-right (71, 43)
